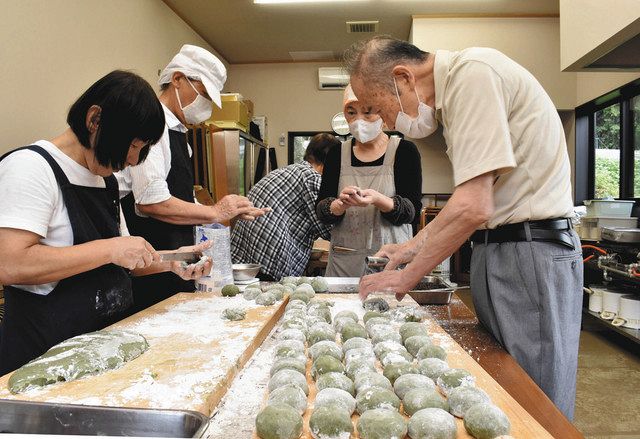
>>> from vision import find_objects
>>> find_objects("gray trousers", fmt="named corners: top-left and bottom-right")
top-left (470, 230), bottom-right (583, 420)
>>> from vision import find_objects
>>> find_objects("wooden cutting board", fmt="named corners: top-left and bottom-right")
top-left (255, 294), bottom-right (552, 439)
top-left (0, 292), bottom-right (286, 416)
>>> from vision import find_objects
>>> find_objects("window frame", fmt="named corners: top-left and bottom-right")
top-left (575, 78), bottom-right (640, 203)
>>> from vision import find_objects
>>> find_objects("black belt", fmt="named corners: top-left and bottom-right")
top-left (470, 218), bottom-right (575, 250)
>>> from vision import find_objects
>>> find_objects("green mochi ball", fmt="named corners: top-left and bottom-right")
top-left (407, 407), bottom-right (457, 439)
top-left (316, 372), bottom-right (355, 396)
top-left (357, 408), bottom-right (407, 439)
top-left (308, 406), bottom-right (353, 439)
top-left (416, 344), bottom-right (448, 361)
top-left (310, 277), bottom-right (329, 293)
top-left (311, 355), bottom-right (344, 380)
top-left (340, 322), bottom-right (367, 342)
top-left (402, 388), bottom-right (449, 416)
top-left (417, 358), bottom-right (450, 380)
top-left (270, 357), bottom-right (307, 377)
top-left (404, 335), bottom-right (432, 357)
top-left (437, 368), bottom-right (475, 395)
top-left (355, 387), bottom-right (401, 414)
top-left (383, 362), bottom-right (419, 385)
top-left (221, 284), bottom-right (240, 297)
top-left (463, 403), bottom-right (511, 439)
top-left (255, 403), bottom-right (303, 439)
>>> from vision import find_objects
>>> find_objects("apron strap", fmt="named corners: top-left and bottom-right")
top-left (382, 136), bottom-right (401, 166)
top-left (340, 138), bottom-right (352, 170)
top-left (0, 145), bottom-right (72, 187)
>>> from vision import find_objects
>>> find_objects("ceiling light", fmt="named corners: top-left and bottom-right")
top-left (254, 0), bottom-right (365, 4)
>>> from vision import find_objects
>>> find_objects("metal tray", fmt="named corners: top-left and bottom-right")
top-left (408, 275), bottom-right (459, 305)
top-left (601, 227), bottom-right (640, 243)
top-left (0, 399), bottom-right (208, 437)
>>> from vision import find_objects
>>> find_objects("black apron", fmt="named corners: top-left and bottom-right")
top-left (121, 129), bottom-right (195, 313)
top-left (0, 145), bottom-right (132, 375)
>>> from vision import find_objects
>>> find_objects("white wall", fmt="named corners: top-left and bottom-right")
top-left (0, 0), bottom-right (224, 154)
top-left (411, 17), bottom-right (577, 109)
top-left (410, 16), bottom-right (577, 194)
top-left (225, 62), bottom-right (344, 166)
top-left (560, 0), bottom-right (640, 70)
top-left (576, 72), bottom-right (640, 106)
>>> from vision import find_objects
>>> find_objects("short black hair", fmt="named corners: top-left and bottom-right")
top-left (67, 70), bottom-right (165, 170)
top-left (304, 133), bottom-right (340, 165)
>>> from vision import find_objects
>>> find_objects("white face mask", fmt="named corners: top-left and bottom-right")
top-left (393, 77), bottom-right (438, 138)
top-left (175, 78), bottom-right (213, 124)
top-left (348, 118), bottom-right (383, 143)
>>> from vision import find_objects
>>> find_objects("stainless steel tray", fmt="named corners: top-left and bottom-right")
top-left (0, 399), bottom-right (208, 437)
top-left (408, 275), bottom-right (466, 305)
top-left (601, 227), bottom-right (640, 243)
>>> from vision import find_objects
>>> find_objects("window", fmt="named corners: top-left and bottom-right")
top-left (575, 79), bottom-right (640, 203)
top-left (594, 103), bottom-right (621, 198)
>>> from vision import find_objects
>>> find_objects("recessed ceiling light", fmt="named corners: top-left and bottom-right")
top-left (254, 0), bottom-right (365, 4)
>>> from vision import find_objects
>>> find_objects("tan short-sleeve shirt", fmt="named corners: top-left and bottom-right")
top-left (434, 48), bottom-right (574, 229)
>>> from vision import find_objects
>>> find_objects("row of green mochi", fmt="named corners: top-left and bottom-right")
top-left (255, 298), bottom-right (511, 439)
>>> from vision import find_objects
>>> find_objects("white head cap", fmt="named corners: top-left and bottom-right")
top-left (159, 44), bottom-right (227, 108)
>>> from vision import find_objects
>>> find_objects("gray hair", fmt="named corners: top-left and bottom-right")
top-left (343, 36), bottom-right (429, 92)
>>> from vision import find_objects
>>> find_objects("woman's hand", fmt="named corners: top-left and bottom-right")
top-left (338, 186), bottom-right (371, 208)
top-left (108, 236), bottom-right (160, 270)
top-left (338, 187), bottom-right (393, 212)
top-left (168, 242), bottom-right (213, 280)
top-left (330, 198), bottom-right (347, 216)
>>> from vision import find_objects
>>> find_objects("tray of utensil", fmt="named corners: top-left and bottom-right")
top-left (408, 275), bottom-right (470, 305)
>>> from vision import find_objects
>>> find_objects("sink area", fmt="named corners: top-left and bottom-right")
top-left (0, 399), bottom-right (208, 437)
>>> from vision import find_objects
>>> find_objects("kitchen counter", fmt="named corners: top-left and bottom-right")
top-left (426, 293), bottom-right (583, 439)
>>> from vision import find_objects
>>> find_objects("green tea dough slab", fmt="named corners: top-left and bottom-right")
top-left (9, 330), bottom-right (148, 394)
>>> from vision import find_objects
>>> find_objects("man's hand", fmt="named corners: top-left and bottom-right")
top-left (211, 194), bottom-right (269, 222)
top-left (359, 269), bottom-right (418, 301)
top-left (375, 241), bottom-right (418, 270)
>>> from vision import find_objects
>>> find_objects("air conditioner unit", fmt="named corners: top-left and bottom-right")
top-left (318, 67), bottom-right (349, 90)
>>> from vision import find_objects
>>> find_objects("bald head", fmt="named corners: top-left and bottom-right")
top-left (343, 36), bottom-right (429, 92)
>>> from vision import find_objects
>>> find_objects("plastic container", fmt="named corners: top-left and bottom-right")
top-left (583, 199), bottom-right (634, 217)
top-left (194, 224), bottom-right (234, 289)
top-left (579, 217), bottom-right (638, 240)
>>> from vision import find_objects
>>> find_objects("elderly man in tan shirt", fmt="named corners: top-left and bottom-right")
top-left (352, 36), bottom-right (582, 420)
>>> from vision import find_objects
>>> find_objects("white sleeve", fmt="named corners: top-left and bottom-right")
top-left (119, 207), bottom-right (130, 237)
top-left (114, 168), bottom-right (132, 199)
top-left (128, 125), bottom-right (172, 205)
top-left (0, 151), bottom-right (58, 238)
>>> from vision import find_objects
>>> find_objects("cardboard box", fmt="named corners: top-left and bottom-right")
top-left (244, 100), bottom-right (254, 119)
top-left (208, 100), bottom-right (250, 131)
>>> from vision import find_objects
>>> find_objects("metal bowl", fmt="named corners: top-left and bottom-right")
top-left (232, 263), bottom-right (261, 281)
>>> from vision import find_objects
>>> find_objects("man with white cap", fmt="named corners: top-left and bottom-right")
top-left (118, 44), bottom-right (267, 312)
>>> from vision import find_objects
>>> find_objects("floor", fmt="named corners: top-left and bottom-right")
top-left (456, 290), bottom-right (640, 439)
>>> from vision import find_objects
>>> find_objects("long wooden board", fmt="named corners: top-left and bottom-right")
top-left (0, 292), bottom-right (286, 416)
top-left (256, 294), bottom-right (552, 439)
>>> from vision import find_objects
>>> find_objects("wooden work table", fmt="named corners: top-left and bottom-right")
top-left (425, 293), bottom-right (583, 439)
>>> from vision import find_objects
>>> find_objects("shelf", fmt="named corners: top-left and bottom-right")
top-left (583, 309), bottom-right (640, 345)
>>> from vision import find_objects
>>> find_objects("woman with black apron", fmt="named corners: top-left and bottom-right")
top-left (0, 71), bottom-right (211, 375)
